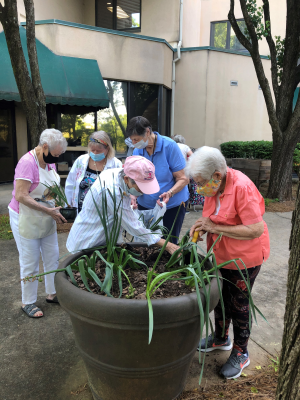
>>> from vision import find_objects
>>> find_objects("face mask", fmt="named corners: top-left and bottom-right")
top-left (127, 184), bottom-right (143, 197)
top-left (133, 137), bottom-right (148, 149)
top-left (197, 178), bottom-right (221, 197)
top-left (90, 152), bottom-right (105, 162)
top-left (43, 151), bottom-right (60, 164)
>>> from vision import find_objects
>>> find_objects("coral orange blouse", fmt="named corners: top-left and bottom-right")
top-left (203, 167), bottom-right (270, 270)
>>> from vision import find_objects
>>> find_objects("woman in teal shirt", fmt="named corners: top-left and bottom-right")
top-left (127, 116), bottom-right (189, 244)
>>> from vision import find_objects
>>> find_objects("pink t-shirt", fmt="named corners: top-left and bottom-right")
top-left (9, 151), bottom-right (56, 213)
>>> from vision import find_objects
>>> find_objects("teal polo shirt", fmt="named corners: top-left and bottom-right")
top-left (133, 132), bottom-right (189, 209)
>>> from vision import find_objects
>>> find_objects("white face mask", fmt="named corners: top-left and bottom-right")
top-left (132, 136), bottom-right (148, 149)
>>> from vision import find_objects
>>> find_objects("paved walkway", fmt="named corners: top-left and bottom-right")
top-left (0, 203), bottom-right (291, 399)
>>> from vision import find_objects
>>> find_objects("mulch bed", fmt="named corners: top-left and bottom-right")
top-left (57, 222), bottom-right (73, 233)
top-left (72, 245), bottom-right (198, 300)
top-left (261, 183), bottom-right (298, 213)
top-left (179, 370), bottom-right (278, 400)
top-left (265, 201), bottom-right (295, 212)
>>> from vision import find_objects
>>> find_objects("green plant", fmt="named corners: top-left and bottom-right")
top-left (264, 198), bottom-right (279, 207)
top-left (269, 356), bottom-right (279, 373)
top-left (42, 182), bottom-right (70, 207)
top-left (220, 141), bottom-right (300, 161)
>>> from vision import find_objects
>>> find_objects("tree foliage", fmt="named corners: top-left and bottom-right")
top-left (0, 0), bottom-right (47, 146)
top-left (228, 0), bottom-right (300, 201)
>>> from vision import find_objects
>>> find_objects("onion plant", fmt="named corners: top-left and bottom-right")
top-left (42, 182), bottom-right (70, 207)
top-left (23, 175), bottom-right (266, 384)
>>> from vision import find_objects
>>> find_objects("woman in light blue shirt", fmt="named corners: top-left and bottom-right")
top-left (127, 116), bottom-right (189, 244)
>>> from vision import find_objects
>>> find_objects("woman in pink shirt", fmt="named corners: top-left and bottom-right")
top-left (8, 129), bottom-right (67, 319)
top-left (186, 146), bottom-right (270, 380)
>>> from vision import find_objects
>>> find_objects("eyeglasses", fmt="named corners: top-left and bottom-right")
top-left (195, 179), bottom-right (207, 188)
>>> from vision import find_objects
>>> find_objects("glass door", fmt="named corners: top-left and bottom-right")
top-left (0, 105), bottom-right (16, 183)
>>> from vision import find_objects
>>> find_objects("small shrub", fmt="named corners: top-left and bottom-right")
top-left (220, 141), bottom-right (300, 161)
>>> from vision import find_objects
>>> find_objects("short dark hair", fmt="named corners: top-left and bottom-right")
top-left (125, 116), bottom-right (152, 138)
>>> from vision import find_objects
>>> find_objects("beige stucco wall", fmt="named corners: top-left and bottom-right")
top-left (83, 0), bottom-right (95, 26)
top-left (15, 103), bottom-right (28, 159)
top-left (18, 0), bottom-right (85, 24)
top-left (34, 23), bottom-right (173, 88)
top-left (140, 0), bottom-right (180, 46)
top-left (174, 49), bottom-right (272, 149)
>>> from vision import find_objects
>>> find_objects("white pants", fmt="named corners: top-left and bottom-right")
top-left (9, 209), bottom-right (59, 305)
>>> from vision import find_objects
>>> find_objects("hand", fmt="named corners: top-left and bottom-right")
top-left (158, 192), bottom-right (171, 206)
top-left (190, 217), bottom-right (217, 237)
top-left (130, 195), bottom-right (138, 210)
top-left (46, 207), bottom-right (67, 223)
top-left (165, 242), bottom-right (180, 255)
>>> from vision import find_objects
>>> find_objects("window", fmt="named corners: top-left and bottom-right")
top-left (97, 81), bottom-right (128, 154)
top-left (96, 0), bottom-right (141, 32)
top-left (49, 81), bottom-right (171, 158)
top-left (210, 20), bottom-right (247, 52)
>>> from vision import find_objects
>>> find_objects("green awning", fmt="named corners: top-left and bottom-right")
top-left (0, 26), bottom-right (109, 108)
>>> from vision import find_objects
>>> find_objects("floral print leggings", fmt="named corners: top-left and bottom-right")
top-left (214, 265), bottom-right (261, 354)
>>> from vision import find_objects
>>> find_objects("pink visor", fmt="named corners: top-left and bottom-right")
top-left (123, 156), bottom-right (160, 195)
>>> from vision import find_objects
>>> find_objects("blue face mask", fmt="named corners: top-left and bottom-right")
top-left (90, 152), bottom-right (105, 162)
top-left (127, 185), bottom-right (143, 197)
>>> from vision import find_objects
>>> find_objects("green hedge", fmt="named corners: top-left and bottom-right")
top-left (220, 141), bottom-right (300, 160)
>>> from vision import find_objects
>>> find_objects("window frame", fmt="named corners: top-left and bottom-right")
top-left (210, 19), bottom-right (248, 52)
top-left (95, 0), bottom-right (142, 33)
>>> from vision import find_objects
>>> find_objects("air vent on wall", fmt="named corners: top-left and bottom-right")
top-left (230, 80), bottom-right (238, 86)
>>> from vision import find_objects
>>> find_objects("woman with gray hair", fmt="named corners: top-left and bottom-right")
top-left (172, 135), bottom-right (193, 161)
top-left (186, 146), bottom-right (270, 380)
top-left (8, 129), bottom-right (68, 318)
top-left (65, 131), bottom-right (122, 212)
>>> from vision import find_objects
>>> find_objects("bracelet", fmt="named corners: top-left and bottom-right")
top-left (169, 190), bottom-right (174, 198)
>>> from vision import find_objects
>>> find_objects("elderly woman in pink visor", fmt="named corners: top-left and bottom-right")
top-left (67, 156), bottom-right (179, 255)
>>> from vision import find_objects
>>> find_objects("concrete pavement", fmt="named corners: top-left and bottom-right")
top-left (0, 207), bottom-right (291, 399)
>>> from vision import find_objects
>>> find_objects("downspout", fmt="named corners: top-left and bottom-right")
top-left (170, 0), bottom-right (183, 137)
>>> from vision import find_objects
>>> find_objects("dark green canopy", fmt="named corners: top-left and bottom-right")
top-left (0, 26), bottom-right (109, 108)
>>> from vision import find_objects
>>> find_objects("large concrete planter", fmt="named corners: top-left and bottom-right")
top-left (55, 250), bottom-right (222, 400)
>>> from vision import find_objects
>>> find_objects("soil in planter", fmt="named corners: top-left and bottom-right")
top-left (71, 245), bottom-right (208, 300)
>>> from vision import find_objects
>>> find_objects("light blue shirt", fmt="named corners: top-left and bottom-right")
top-left (133, 132), bottom-right (189, 209)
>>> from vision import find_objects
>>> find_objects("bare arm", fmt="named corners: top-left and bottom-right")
top-left (156, 239), bottom-right (179, 255)
top-left (187, 150), bottom-right (193, 158)
top-left (15, 179), bottom-right (66, 223)
top-left (190, 217), bottom-right (264, 241)
top-left (158, 169), bottom-right (189, 205)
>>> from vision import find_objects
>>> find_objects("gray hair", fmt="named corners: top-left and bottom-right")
top-left (119, 169), bottom-right (136, 184)
top-left (88, 131), bottom-right (115, 159)
top-left (39, 129), bottom-right (67, 152)
top-left (173, 135), bottom-right (186, 144)
top-left (185, 146), bottom-right (227, 180)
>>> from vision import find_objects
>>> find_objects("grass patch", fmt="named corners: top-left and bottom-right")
top-left (0, 214), bottom-right (13, 240)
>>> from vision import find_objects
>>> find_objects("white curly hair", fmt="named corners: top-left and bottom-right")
top-left (39, 129), bottom-right (68, 152)
top-left (185, 146), bottom-right (227, 180)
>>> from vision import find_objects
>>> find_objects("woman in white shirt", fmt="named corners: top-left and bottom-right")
top-left (172, 135), bottom-right (193, 161)
top-left (65, 131), bottom-right (122, 212)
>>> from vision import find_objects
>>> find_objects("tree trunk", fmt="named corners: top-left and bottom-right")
top-left (275, 182), bottom-right (300, 399)
top-left (0, 1), bottom-right (47, 147)
top-left (267, 133), bottom-right (295, 200)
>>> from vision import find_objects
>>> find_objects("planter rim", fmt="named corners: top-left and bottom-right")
top-left (55, 248), bottom-right (222, 326)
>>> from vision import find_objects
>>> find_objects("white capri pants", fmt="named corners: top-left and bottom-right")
top-left (9, 208), bottom-right (59, 305)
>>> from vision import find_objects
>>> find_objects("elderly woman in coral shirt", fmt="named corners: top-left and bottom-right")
top-left (187, 146), bottom-right (270, 381)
